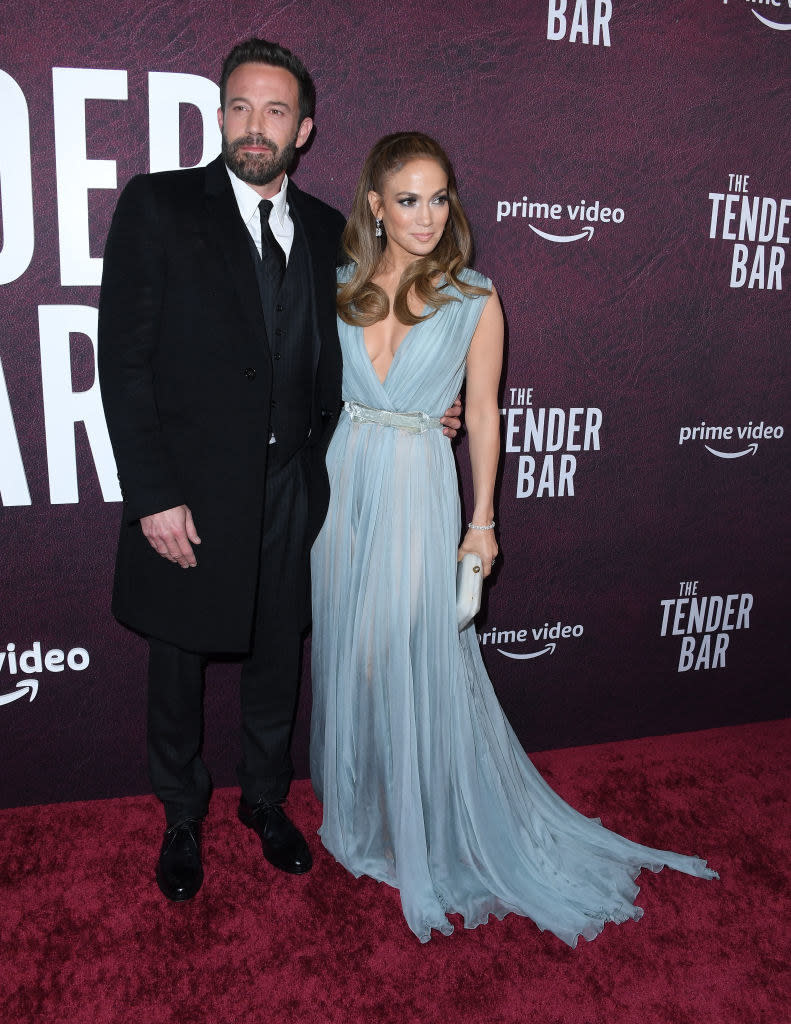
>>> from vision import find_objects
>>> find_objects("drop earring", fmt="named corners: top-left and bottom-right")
top-left (375, 218), bottom-right (382, 237)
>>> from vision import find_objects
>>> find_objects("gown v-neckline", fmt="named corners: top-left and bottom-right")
top-left (360, 313), bottom-right (427, 389)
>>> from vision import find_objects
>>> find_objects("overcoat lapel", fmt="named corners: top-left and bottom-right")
top-left (203, 156), bottom-right (268, 362)
top-left (288, 182), bottom-right (331, 374)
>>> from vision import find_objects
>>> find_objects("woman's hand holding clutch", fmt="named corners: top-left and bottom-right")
top-left (456, 527), bottom-right (497, 630)
top-left (458, 527), bottom-right (498, 579)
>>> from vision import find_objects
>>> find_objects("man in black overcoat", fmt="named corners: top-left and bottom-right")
top-left (98, 39), bottom-right (346, 900)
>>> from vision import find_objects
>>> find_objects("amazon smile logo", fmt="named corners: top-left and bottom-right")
top-left (678, 419), bottom-right (784, 458)
top-left (0, 641), bottom-right (90, 709)
top-left (722, 0), bottom-right (791, 31)
top-left (478, 622), bottom-right (584, 659)
top-left (496, 197), bottom-right (624, 243)
top-left (0, 679), bottom-right (38, 707)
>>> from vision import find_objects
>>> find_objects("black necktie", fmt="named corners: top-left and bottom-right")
top-left (258, 199), bottom-right (286, 285)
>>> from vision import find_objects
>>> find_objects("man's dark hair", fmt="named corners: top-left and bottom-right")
top-left (219, 38), bottom-right (316, 124)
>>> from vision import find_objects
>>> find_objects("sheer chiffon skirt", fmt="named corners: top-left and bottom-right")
top-left (310, 413), bottom-right (717, 946)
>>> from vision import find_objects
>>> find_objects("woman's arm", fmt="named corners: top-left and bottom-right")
top-left (458, 288), bottom-right (504, 578)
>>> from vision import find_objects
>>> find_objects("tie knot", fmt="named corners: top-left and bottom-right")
top-left (258, 199), bottom-right (274, 217)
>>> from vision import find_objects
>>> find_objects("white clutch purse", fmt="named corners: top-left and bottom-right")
top-left (456, 553), bottom-right (483, 631)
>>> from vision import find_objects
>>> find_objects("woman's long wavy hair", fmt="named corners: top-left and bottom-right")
top-left (337, 133), bottom-right (490, 327)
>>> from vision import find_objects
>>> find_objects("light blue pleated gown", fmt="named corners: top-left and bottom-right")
top-left (310, 268), bottom-right (717, 946)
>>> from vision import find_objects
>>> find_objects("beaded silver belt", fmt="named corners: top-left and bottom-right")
top-left (344, 400), bottom-right (443, 434)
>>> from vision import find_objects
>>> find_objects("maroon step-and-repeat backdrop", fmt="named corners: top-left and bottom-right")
top-left (1, 1), bottom-right (788, 808)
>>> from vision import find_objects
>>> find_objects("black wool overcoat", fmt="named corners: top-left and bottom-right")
top-left (98, 156), bottom-right (345, 652)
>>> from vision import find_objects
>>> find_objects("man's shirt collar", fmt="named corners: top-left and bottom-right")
top-left (225, 165), bottom-right (289, 227)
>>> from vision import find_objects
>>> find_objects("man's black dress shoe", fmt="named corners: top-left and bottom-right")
top-left (238, 799), bottom-right (313, 874)
top-left (155, 819), bottom-right (203, 901)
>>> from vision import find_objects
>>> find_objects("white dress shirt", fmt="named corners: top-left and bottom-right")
top-left (225, 165), bottom-right (293, 263)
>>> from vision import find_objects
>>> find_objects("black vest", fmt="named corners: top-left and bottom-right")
top-left (248, 223), bottom-right (315, 467)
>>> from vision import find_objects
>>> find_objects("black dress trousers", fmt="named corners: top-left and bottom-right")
top-left (146, 445), bottom-right (311, 825)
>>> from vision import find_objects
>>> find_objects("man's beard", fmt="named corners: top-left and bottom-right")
top-left (222, 131), bottom-right (298, 186)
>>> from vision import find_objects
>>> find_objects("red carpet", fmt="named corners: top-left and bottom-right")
top-left (1, 720), bottom-right (788, 1024)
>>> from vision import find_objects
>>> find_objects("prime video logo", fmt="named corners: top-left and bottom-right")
top-left (723, 0), bottom-right (791, 32)
top-left (678, 418), bottom-right (784, 459)
top-left (478, 622), bottom-right (584, 659)
top-left (0, 641), bottom-right (90, 707)
top-left (496, 197), bottom-right (624, 244)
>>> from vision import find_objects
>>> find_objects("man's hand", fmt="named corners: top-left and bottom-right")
top-left (140, 505), bottom-right (201, 568)
top-left (440, 395), bottom-right (463, 438)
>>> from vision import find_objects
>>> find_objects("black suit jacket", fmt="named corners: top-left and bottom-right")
top-left (98, 156), bottom-right (345, 652)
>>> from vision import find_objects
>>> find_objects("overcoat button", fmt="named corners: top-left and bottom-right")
top-left (243, 367), bottom-right (256, 380)
top-left (274, 352), bottom-right (281, 360)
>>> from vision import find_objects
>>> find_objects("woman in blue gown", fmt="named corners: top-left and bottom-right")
top-left (310, 133), bottom-right (717, 945)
